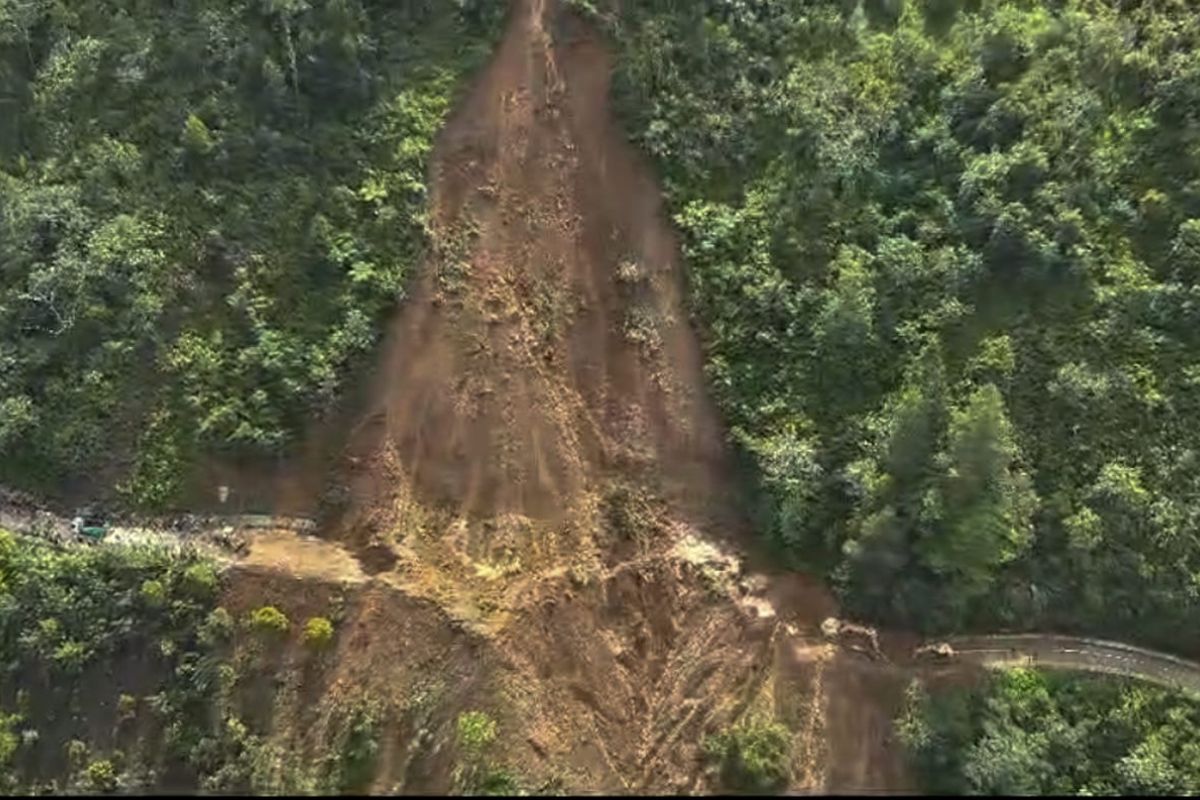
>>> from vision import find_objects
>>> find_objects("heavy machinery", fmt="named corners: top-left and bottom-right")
top-left (822, 617), bottom-right (885, 661)
top-left (914, 642), bottom-right (956, 662)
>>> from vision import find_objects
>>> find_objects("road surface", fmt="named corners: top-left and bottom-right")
top-left (7, 488), bottom-right (1200, 696)
top-left (0, 488), bottom-right (317, 559)
top-left (945, 634), bottom-right (1200, 695)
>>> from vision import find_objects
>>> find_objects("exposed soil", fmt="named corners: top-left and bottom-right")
top-left (240, 531), bottom-right (367, 585)
top-left (328, 0), bottom-right (736, 537)
top-left (179, 0), bottom-right (916, 793)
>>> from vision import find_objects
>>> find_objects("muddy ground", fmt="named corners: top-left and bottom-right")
top-left (197, 0), bottom-right (917, 793)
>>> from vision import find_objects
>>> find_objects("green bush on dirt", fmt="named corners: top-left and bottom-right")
top-left (246, 606), bottom-right (290, 636)
top-left (457, 710), bottom-right (498, 754)
top-left (328, 700), bottom-right (382, 793)
top-left (117, 694), bottom-right (137, 722)
top-left (703, 718), bottom-right (792, 794)
top-left (83, 758), bottom-right (118, 793)
top-left (454, 710), bottom-right (526, 796)
top-left (302, 617), bottom-right (335, 651)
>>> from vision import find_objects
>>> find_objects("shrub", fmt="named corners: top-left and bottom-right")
top-left (476, 766), bottom-right (523, 796)
top-left (704, 718), bottom-right (792, 793)
top-left (455, 711), bottom-right (521, 796)
top-left (456, 711), bottom-right (497, 754)
top-left (182, 113), bottom-right (214, 155)
top-left (199, 608), bottom-right (235, 646)
top-left (84, 758), bottom-right (118, 793)
top-left (332, 702), bottom-right (381, 792)
top-left (182, 562), bottom-right (219, 597)
top-left (140, 579), bottom-right (167, 607)
top-left (65, 739), bottom-right (89, 772)
top-left (52, 640), bottom-right (89, 674)
top-left (302, 617), bottom-right (335, 650)
top-left (0, 713), bottom-right (20, 770)
top-left (117, 694), bottom-right (137, 722)
top-left (246, 606), bottom-right (290, 636)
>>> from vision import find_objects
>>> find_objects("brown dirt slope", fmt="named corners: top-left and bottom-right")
top-left (329, 0), bottom-right (733, 537)
top-left (206, 0), bottom-right (915, 794)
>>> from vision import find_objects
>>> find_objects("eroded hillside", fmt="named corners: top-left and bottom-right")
top-left (0, 0), bottom-right (916, 794)
top-left (239, 0), bottom-right (911, 792)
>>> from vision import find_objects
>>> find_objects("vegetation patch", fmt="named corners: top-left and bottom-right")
top-left (600, 481), bottom-right (662, 547)
top-left (703, 717), bottom-right (792, 794)
top-left (302, 616), bottom-right (335, 651)
top-left (325, 698), bottom-right (382, 793)
top-left (0, 0), bottom-right (507, 505)
top-left (0, 530), bottom-right (374, 794)
top-left (0, 530), bottom-right (245, 792)
top-left (246, 606), bottom-right (290, 637)
top-left (609, 0), bottom-right (1200, 647)
top-left (899, 669), bottom-right (1200, 795)
top-left (454, 710), bottom-right (525, 796)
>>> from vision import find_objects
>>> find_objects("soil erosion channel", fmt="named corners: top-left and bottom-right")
top-left (235, 0), bottom-right (906, 793)
top-left (333, 0), bottom-right (733, 536)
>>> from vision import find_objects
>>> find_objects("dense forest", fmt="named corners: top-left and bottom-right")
top-left (899, 668), bottom-right (1200, 795)
top-left (0, 0), bottom-right (504, 505)
top-left (0, 530), bottom-right (245, 792)
top-left (607, 0), bottom-right (1200, 648)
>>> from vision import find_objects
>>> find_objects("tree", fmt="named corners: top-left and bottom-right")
top-left (302, 616), bottom-right (334, 650)
top-left (919, 384), bottom-right (1036, 604)
top-left (900, 669), bottom-right (1200, 796)
top-left (703, 717), bottom-right (792, 794)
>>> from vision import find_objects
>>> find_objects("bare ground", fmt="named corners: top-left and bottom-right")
top-left (197, 0), bottom-right (918, 793)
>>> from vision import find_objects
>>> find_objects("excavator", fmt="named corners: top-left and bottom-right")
top-left (822, 617), bottom-right (886, 661)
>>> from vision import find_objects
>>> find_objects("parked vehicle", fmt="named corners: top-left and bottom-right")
top-left (71, 508), bottom-right (109, 543)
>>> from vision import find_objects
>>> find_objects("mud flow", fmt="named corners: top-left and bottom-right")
top-left (331, 0), bottom-right (733, 530)
top-left (203, 0), bottom-right (911, 793)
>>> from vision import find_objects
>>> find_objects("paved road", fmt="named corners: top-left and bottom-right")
top-left (945, 634), bottom-right (1200, 695)
top-left (0, 490), bottom-right (315, 556)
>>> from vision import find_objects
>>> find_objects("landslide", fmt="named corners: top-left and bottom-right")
top-left (327, 0), bottom-right (734, 540)
top-left (193, 0), bottom-right (914, 794)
